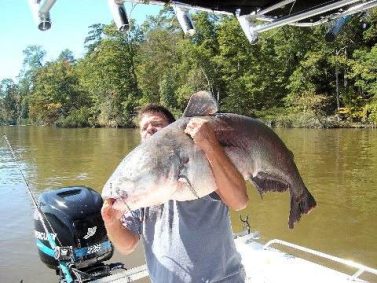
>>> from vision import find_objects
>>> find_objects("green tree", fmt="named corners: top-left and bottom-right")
top-left (84, 23), bottom-right (106, 54)
top-left (29, 60), bottom-right (89, 125)
top-left (0, 79), bottom-right (19, 125)
top-left (136, 26), bottom-right (181, 104)
top-left (57, 49), bottom-right (75, 63)
top-left (78, 24), bottom-right (140, 127)
top-left (16, 45), bottom-right (48, 123)
top-left (173, 12), bottom-right (222, 109)
top-left (159, 71), bottom-right (178, 110)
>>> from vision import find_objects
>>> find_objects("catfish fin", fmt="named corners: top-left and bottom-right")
top-left (249, 171), bottom-right (289, 195)
top-left (183, 91), bottom-right (218, 117)
top-left (288, 189), bottom-right (316, 229)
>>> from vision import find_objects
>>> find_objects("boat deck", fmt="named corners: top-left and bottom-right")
top-left (235, 234), bottom-right (374, 283)
top-left (93, 233), bottom-right (377, 283)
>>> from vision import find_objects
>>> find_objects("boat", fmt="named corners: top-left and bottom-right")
top-left (31, 186), bottom-right (377, 283)
top-left (90, 231), bottom-right (377, 283)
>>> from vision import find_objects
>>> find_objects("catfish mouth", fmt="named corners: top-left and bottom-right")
top-left (110, 188), bottom-right (133, 212)
top-left (112, 191), bottom-right (155, 213)
top-left (112, 198), bottom-right (131, 213)
top-left (121, 181), bottom-right (179, 212)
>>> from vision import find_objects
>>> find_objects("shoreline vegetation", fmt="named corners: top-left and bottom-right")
top-left (6, 113), bottom-right (377, 129)
top-left (1, 8), bottom-right (376, 129)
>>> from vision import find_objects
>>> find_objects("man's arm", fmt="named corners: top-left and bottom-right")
top-left (101, 199), bottom-right (139, 255)
top-left (184, 118), bottom-right (248, 211)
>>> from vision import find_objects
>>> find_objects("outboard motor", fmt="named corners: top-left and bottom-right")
top-left (34, 186), bottom-right (114, 281)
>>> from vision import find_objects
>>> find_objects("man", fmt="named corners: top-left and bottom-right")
top-left (101, 104), bottom-right (248, 282)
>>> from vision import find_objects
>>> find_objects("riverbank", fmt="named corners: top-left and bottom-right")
top-left (1, 112), bottom-right (376, 129)
top-left (260, 112), bottom-right (377, 129)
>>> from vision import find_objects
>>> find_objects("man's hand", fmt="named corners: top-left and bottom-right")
top-left (101, 199), bottom-right (140, 255)
top-left (184, 117), bottom-right (248, 211)
top-left (101, 199), bottom-right (124, 227)
top-left (184, 117), bottom-right (219, 151)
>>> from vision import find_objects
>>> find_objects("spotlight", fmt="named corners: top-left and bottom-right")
top-left (28, 0), bottom-right (56, 31)
top-left (108, 0), bottom-right (129, 32)
top-left (174, 6), bottom-right (196, 36)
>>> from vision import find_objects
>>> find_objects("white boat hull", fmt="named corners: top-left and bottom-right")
top-left (93, 233), bottom-right (376, 282)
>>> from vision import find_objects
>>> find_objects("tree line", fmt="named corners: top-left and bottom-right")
top-left (1, 8), bottom-right (376, 128)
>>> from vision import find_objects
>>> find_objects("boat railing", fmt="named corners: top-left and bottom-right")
top-left (263, 239), bottom-right (377, 281)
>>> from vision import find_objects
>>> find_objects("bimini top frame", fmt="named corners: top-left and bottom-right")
top-left (130, 0), bottom-right (377, 43)
top-left (28, 0), bottom-right (377, 44)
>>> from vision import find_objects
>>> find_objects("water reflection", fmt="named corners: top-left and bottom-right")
top-left (1, 127), bottom-right (140, 191)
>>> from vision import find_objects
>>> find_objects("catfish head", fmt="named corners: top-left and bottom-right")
top-left (103, 91), bottom-right (219, 213)
top-left (102, 127), bottom-right (191, 213)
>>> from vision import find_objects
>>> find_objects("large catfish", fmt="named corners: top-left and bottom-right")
top-left (102, 91), bottom-right (316, 228)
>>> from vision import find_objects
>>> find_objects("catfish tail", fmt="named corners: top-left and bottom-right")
top-left (288, 189), bottom-right (316, 229)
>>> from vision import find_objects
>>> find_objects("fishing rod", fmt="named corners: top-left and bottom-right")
top-left (2, 134), bottom-right (75, 283)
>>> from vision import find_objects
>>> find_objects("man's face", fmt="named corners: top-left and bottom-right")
top-left (140, 112), bottom-right (169, 142)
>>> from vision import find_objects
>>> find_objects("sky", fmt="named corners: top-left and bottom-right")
top-left (0, 0), bottom-right (161, 82)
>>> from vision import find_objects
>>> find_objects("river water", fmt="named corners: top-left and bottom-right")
top-left (0, 126), bottom-right (376, 282)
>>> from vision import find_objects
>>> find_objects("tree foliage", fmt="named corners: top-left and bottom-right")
top-left (1, 8), bottom-right (377, 127)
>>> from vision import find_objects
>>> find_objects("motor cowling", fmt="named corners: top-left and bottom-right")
top-left (34, 186), bottom-right (113, 270)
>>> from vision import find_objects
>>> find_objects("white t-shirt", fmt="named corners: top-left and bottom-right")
top-left (122, 192), bottom-right (245, 283)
